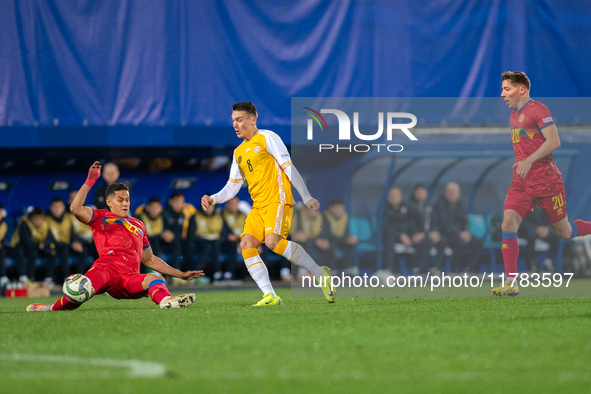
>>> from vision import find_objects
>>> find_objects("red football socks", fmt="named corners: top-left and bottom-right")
top-left (148, 279), bottom-right (171, 305)
top-left (502, 232), bottom-right (519, 279)
top-left (51, 296), bottom-right (82, 311)
top-left (572, 220), bottom-right (591, 238)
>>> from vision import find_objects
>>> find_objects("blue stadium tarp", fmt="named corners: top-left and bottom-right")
top-left (1, 1), bottom-right (591, 146)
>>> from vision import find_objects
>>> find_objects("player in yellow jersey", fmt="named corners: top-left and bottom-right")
top-left (201, 102), bottom-right (335, 305)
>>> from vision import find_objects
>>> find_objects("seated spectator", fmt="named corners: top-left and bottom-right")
top-left (66, 190), bottom-right (96, 263)
top-left (435, 182), bottom-right (484, 273)
top-left (93, 162), bottom-right (120, 210)
top-left (178, 193), bottom-right (197, 263)
top-left (291, 204), bottom-right (332, 278)
top-left (10, 207), bottom-right (57, 283)
top-left (382, 187), bottom-right (418, 273)
top-left (408, 184), bottom-right (446, 274)
top-left (220, 198), bottom-right (268, 281)
top-left (0, 204), bottom-right (8, 286)
top-left (137, 197), bottom-right (165, 258)
top-left (46, 197), bottom-right (88, 281)
top-left (518, 207), bottom-right (560, 272)
top-left (161, 192), bottom-right (189, 270)
top-left (220, 197), bottom-right (246, 281)
top-left (188, 203), bottom-right (224, 282)
top-left (324, 199), bottom-right (358, 274)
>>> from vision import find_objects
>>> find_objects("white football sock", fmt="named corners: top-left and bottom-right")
top-left (281, 241), bottom-right (324, 278)
top-left (245, 255), bottom-right (276, 297)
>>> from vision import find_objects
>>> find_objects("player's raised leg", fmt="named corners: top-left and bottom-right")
top-left (269, 234), bottom-right (335, 303)
top-left (550, 216), bottom-right (591, 240)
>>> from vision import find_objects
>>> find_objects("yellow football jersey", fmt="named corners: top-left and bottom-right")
top-left (231, 130), bottom-right (295, 209)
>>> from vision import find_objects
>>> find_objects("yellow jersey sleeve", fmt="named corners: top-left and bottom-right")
top-left (229, 149), bottom-right (245, 183)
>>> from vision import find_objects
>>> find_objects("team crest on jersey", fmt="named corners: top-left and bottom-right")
top-left (519, 114), bottom-right (524, 123)
top-left (238, 156), bottom-right (242, 164)
top-left (254, 146), bottom-right (261, 153)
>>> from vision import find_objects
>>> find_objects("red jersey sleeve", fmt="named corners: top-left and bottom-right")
top-left (86, 208), bottom-right (105, 228)
top-left (533, 102), bottom-right (555, 130)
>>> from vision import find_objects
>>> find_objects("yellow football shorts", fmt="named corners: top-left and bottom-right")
top-left (241, 203), bottom-right (292, 243)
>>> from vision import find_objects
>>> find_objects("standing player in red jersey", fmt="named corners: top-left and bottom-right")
top-left (27, 162), bottom-right (204, 311)
top-left (492, 71), bottom-right (591, 297)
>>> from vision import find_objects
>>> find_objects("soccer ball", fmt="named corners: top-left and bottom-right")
top-left (63, 274), bottom-right (94, 303)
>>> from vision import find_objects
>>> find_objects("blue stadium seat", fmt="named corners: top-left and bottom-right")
top-left (349, 217), bottom-right (378, 268)
top-left (468, 214), bottom-right (486, 240)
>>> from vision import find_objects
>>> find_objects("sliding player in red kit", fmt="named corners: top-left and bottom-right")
top-left (27, 162), bottom-right (204, 311)
top-left (492, 72), bottom-right (591, 297)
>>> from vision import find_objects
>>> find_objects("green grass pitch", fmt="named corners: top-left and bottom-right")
top-left (1, 285), bottom-right (591, 393)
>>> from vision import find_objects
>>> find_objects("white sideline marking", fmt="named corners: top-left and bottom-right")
top-left (173, 370), bottom-right (591, 382)
top-left (0, 354), bottom-right (165, 378)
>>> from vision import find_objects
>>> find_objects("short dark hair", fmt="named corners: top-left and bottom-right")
top-left (106, 182), bottom-right (129, 199)
top-left (502, 71), bottom-right (531, 91)
top-left (410, 183), bottom-right (427, 202)
top-left (329, 198), bottom-right (344, 207)
top-left (28, 207), bottom-right (45, 219)
top-left (148, 197), bottom-right (161, 205)
top-left (232, 102), bottom-right (258, 118)
top-left (50, 197), bottom-right (64, 204)
top-left (169, 192), bottom-right (184, 200)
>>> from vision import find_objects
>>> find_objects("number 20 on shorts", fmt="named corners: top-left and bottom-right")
top-left (552, 193), bottom-right (565, 211)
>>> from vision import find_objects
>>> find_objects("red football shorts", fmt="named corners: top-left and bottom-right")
top-left (504, 176), bottom-right (567, 223)
top-left (84, 257), bottom-right (148, 300)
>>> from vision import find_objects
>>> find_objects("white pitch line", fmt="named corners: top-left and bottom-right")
top-left (0, 354), bottom-right (165, 378)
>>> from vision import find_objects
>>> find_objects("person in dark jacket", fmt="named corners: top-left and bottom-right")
top-left (161, 192), bottom-right (187, 270)
top-left (66, 190), bottom-right (97, 264)
top-left (408, 184), bottom-right (446, 273)
top-left (138, 197), bottom-right (165, 258)
top-left (324, 199), bottom-right (358, 273)
top-left (93, 162), bottom-right (120, 210)
top-left (188, 203), bottom-right (224, 282)
top-left (518, 207), bottom-right (560, 272)
top-left (382, 187), bottom-right (418, 272)
top-left (46, 197), bottom-right (88, 281)
top-left (292, 204), bottom-right (333, 275)
top-left (10, 208), bottom-right (57, 283)
top-left (435, 182), bottom-right (483, 273)
top-left (220, 197), bottom-right (247, 281)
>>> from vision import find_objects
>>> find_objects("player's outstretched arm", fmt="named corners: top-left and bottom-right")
top-left (201, 195), bottom-right (214, 210)
top-left (141, 246), bottom-right (204, 280)
top-left (205, 157), bottom-right (244, 209)
top-left (285, 163), bottom-right (319, 210)
top-left (71, 161), bottom-right (102, 224)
